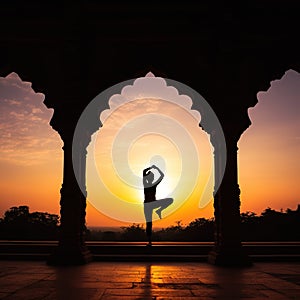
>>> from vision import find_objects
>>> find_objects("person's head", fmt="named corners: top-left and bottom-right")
top-left (146, 171), bottom-right (154, 183)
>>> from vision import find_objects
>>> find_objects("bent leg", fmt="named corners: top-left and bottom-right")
top-left (154, 198), bottom-right (174, 219)
top-left (155, 198), bottom-right (174, 210)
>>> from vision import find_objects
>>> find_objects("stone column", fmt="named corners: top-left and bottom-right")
top-left (208, 131), bottom-right (252, 266)
top-left (47, 131), bottom-right (92, 265)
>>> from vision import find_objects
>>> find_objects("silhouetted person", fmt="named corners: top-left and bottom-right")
top-left (143, 165), bottom-right (173, 246)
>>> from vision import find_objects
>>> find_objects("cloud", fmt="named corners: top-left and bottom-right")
top-left (9, 111), bottom-right (25, 119)
top-left (100, 73), bottom-right (201, 124)
top-left (4, 99), bottom-right (20, 106)
top-left (250, 70), bottom-right (300, 126)
top-left (32, 108), bottom-right (43, 114)
top-left (0, 73), bottom-right (62, 166)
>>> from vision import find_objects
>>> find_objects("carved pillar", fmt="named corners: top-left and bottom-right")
top-left (47, 130), bottom-right (92, 265)
top-left (208, 131), bottom-right (252, 266)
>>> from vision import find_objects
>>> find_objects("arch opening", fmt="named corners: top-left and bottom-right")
top-left (0, 72), bottom-right (63, 218)
top-left (73, 73), bottom-right (226, 228)
top-left (239, 69), bottom-right (300, 216)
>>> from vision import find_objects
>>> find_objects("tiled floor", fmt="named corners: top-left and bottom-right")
top-left (0, 261), bottom-right (299, 299)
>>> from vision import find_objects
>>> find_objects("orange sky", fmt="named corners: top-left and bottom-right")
top-left (238, 70), bottom-right (300, 214)
top-left (0, 71), bottom-right (299, 228)
top-left (86, 96), bottom-right (214, 227)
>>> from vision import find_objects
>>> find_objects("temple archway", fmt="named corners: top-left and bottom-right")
top-left (75, 73), bottom-right (225, 228)
top-left (1, 0), bottom-right (299, 267)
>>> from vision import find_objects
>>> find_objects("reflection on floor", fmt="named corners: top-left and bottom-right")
top-left (0, 261), bottom-right (299, 299)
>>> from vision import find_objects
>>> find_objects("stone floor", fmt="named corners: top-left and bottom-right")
top-left (0, 261), bottom-right (299, 299)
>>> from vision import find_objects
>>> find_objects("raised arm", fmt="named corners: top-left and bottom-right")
top-left (143, 167), bottom-right (152, 187)
top-left (143, 167), bottom-right (152, 177)
top-left (152, 165), bottom-right (164, 184)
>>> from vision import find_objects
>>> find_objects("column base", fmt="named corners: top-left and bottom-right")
top-left (208, 246), bottom-right (252, 267)
top-left (47, 245), bottom-right (92, 266)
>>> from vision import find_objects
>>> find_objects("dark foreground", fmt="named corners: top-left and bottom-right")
top-left (0, 261), bottom-right (300, 299)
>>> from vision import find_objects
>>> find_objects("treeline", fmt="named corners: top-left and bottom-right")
top-left (86, 219), bottom-right (214, 242)
top-left (87, 205), bottom-right (300, 241)
top-left (0, 205), bottom-right (299, 241)
top-left (239, 207), bottom-right (300, 241)
top-left (0, 206), bottom-right (59, 240)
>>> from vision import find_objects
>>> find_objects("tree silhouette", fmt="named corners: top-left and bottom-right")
top-left (185, 218), bottom-right (214, 241)
top-left (240, 206), bottom-right (300, 241)
top-left (0, 204), bottom-right (299, 241)
top-left (120, 223), bottom-right (145, 241)
top-left (0, 206), bottom-right (59, 240)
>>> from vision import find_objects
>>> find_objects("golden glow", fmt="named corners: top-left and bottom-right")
top-left (1, 70), bottom-right (299, 228)
top-left (0, 73), bottom-right (63, 216)
top-left (87, 98), bottom-right (214, 225)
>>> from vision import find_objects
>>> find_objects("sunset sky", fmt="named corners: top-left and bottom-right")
top-left (0, 70), bottom-right (299, 228)
top-left (85, 75), bottom-right (214, 226)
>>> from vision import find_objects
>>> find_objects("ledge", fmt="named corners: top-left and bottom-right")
top-left (0, 241), bottom-right (300, 262)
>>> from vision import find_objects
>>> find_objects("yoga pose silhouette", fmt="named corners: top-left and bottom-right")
top-left (143, 165), bottom-right (173, 246)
